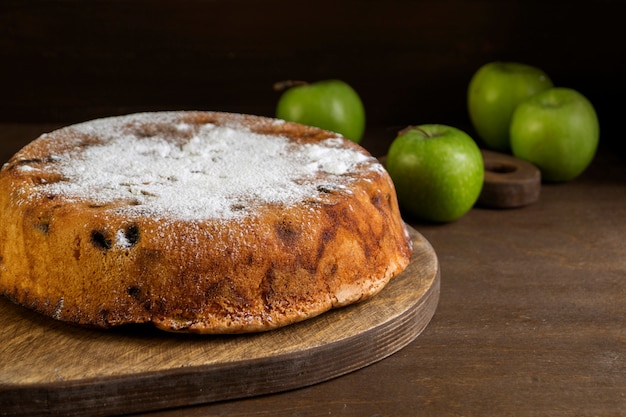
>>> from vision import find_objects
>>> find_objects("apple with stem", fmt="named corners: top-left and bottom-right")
top-left (386, 124), bottom-right (484, 223)
top-left (468, 62), bottom-right (553, 152)
top-left (510, 87), bottom-right (599, 182)
top-left (275, 79), bottom-right (366, 143)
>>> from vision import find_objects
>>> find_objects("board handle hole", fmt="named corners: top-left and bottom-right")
top-left (484, 161), bottom-right (518, 174)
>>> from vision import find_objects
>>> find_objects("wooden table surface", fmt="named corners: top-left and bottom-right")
top-left (1, 123), bottom-right (625, 416)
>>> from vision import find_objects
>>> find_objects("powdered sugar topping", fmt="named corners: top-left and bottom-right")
top-left (35, 113), bottom-right (377, 220)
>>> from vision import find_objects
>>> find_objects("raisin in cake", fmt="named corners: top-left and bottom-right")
top-left (0, 111), bottom-right (412, 333)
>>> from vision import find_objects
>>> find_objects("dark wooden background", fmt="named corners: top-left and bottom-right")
top-left (1, 0), bottom-right (624, 150)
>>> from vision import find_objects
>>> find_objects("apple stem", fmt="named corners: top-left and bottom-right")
top-left (399, 125), bottom-right (431, 137)
top-left (273, 80), bottom-right (309, 91)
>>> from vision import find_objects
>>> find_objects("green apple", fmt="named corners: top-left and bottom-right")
top-left (510, 87), bottom-right (599, 182)
top-left (275, 79), bottom-right (365, 143)
top-left (468, 61), bottom-right (553, 152)
top-left (386, 125), bottom-right (484, 223)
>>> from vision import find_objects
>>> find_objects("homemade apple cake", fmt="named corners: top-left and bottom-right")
top-left (0, 111), bottom-right (412, 333)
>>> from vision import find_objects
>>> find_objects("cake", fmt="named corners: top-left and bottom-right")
top-left (0, 111), bottom-right (412, 333)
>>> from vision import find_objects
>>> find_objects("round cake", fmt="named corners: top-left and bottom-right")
top-left (0, 111), bottom-right (412, 333)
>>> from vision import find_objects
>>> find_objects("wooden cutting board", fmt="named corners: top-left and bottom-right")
top-left (0, 226), bottom-right (439, 417)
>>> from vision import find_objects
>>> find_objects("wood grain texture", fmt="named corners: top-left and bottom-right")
top-left (0, 226), bottom-right (439, 417)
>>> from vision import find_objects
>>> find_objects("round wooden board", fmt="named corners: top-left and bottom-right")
top-left (0, 226), bottom-right (439, 417)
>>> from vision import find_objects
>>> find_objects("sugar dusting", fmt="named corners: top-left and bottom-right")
top-left (37, 113), bottom-right (377, 221)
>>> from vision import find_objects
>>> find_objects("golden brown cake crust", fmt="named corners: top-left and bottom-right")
top-left (0, 111), bottom-right (412, 333)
